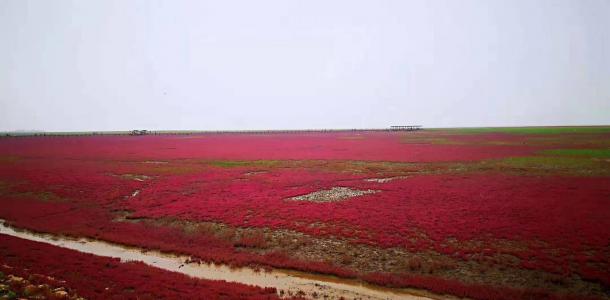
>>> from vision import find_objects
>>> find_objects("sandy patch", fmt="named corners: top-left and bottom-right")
top-left (364, 176), bottom-right (409, 183)
top-left (287, 187), bottom-right (378, 203)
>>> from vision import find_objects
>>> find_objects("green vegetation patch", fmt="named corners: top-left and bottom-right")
top-left (400, 136), bottom-right (464, 145)
top-left (29, 191), bottom-right (64, 202)
top-left (490, 156), bottom-right (610, 176)
top-left (0, 181), bottom-right (9, 193)
top-left (449, 126), bottom-right (610, 135)
top-left (1, 290), bottom-right (17, 300)
top-left (125, 156), bottom-right (610, 178)
top-left (541, 149), bottom-right (610, 158)
top-left (498, 156), bottom-right (596, 170)
top-left (337, 136), bottom-right (365, 140)
top-left (203, 159), bottom-right (425, 177)
top-left (207, 160), bottom-right (283, 169)
top-left (13, 190), bottom-right (65, 202)
top-left (0, 181), bottom-right (66, 202)
top-left (107, 160), bottom-right (206, 175)
top-left (0, 156), bottom-right (20, 164)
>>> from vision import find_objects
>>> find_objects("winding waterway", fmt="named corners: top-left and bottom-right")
top-left (0, 220), bottom-right (440, 300)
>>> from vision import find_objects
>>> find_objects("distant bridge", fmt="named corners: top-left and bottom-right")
top-left (1, 127), bottom-right (425, 137)
top-left (389, 125), bottom-right (422, 131)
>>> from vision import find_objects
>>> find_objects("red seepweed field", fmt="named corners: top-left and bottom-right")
top-left (0, 128), bottom-right (609, 300)
top-left (0, 234), bottom-right (280, 300)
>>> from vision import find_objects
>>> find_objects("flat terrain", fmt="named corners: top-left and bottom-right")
top-left (0, 127), bottom-right (609, 299)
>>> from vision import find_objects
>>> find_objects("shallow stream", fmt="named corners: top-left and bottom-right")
top-left (0, 220), bottom-right (438, 300)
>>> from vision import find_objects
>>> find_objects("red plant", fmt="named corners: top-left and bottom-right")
top-left (0, 234), bottom-right (280, 300)
top-left (0, 131), bottom-right (608, 299)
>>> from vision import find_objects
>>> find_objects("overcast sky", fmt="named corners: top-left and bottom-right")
top-left (1, 0), bottom-right (609, 131)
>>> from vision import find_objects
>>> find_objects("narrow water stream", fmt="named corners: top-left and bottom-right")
top-left (0, 220), bottom-right (438, 300)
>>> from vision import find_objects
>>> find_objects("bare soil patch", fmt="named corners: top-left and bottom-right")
top-left (287, 187), bottom-right (378, 203)
top-left (113, 215), bottom-right (609, 299)
top-left (364, 176), bottom-right (409, 183)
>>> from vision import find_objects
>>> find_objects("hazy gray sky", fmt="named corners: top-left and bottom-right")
top-left (1, 0), bottom-right (609, 131)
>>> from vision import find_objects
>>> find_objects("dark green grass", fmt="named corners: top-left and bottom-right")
top-left (541, 149), bottom-right (610, 158)
top-left (497, 156), bottom-right (596, 170)
top-left (447, 126), bottom-right (610, 135)
top-left (207, 160), bottom-right (282, 168)
top-left (0, 181), bottom-right (65, 202)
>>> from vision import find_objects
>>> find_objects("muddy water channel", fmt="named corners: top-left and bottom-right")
top-left (0, 220), bottom-right (439, 300)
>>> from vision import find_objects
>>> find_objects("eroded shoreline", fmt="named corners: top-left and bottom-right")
top-left (0, 220), bottom-right (439, 300)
